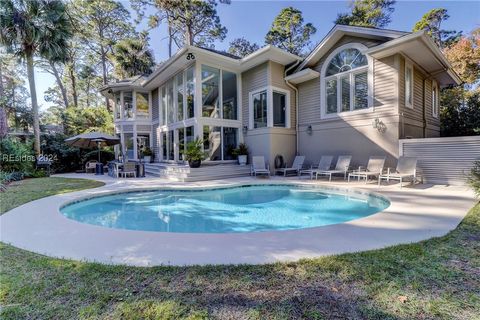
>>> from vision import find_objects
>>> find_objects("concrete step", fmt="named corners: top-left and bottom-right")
top-left (144, 163), bottom-right (251, 181)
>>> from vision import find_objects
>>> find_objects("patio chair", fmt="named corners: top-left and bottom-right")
top-left (378, 156), bottom-right (417, 188)
top-left (348, 156), bottom-right (386, 184)
top-left (119, 162), bottom-right (137, 178)
top-left (251, 156), bottom-right (270, 177)
top-left (275, 156), bottom-right (305, 176)
top-left (315, 155), bottom-right (352, 181)
top-left (85, 160), bottom-right (98, 173)
top-left (300, 156), bottom-right (334, 179)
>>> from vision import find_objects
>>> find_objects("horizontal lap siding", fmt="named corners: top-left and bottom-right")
top-left (270, 61), bottom-right (296, 128)
top-left (401, 137), bottom-right (480, 185)
top-left (374, 55), bottom-right (397, 116)
top-left (242, 62), bottom-right (268, 128)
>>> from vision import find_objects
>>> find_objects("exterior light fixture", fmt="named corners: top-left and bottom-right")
top-left (242, 126), bottom-right (248, 134)
top-left (307, 125), bottom-right (313, 135)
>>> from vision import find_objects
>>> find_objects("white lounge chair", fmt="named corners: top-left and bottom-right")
top-left (348, 156), bottom-right (386, 184)
top-left (378, 156), bottom-right (417, 188)
top-left (119, 162), bottom-right (137, 178)
top-left (85, 160), bottom-right (98, 173)
top-left (300, 156), bottom-right (334, 179)
top-left (275, 156), bottom-right (305, 176)
top-left (251, 156), bottom-right (270, 177)
top-left (316, 155), bottom-right (352, 181)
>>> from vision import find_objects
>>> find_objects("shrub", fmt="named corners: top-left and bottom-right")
top-left (40, 133), bottom-right (82, 173)
top-left (0, 136), bottom-right (35, 174)
top-left (468, 160), bottom-right (480, 197)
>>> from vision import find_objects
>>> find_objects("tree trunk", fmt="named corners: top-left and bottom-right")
top-left (168, 24), bottom-right (173, 57)
top-left (49, 61), bottom-right (69, 108)
top-left (100, 44), bottom-right (111, 111)
top-left (186, 23), bottom-right (193, 45)
top-left (26, 54), bottom-right (41, 155)
top-left (67, 63), bottom-right (78, 108)
top-left (86, 78), bottom-right (90, 107)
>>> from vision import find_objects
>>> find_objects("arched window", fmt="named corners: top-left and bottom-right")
top-left (321, 44), bottom-right (372, 116)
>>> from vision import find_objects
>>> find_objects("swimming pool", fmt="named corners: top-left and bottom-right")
top-left (60, 185), bottom-right (390, 233)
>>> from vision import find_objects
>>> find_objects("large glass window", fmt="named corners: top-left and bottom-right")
top-left (136, 92), bottom-right (149, 119)
top-left (222, 70), bottom-right (237, 119)
top-left (177, 128), bottom-right (184, 160)
top-left (202, 66), bottom-right (220, 118)
top-left (161, 87), bottom-right (167, 125)
top-left (168, 130), bottom-right (174, 160)
top-left (137, 134), bottom-right (150, 158)
top-left (222, 127), bottom-right (238, 160)
top-left (176, 73), bottom-right (184, 121)
top-left (162, 132), bottom-right (167, 159)
top-left (253, 90), bottom-right (268, 128)
top-left (203, 126), bottom-right (222, 161)
top-left (186, 66), bottom-right (195, 118)
top-left (405, 63), bottom-right (413, 108)
top-left (432, 81), bottom-right (438, 117)
top-left (272, 91), bottom-right (286, 127)
top-left (115, 93), bottom-right (121, 119)
top-left (324, 46), bottom-right (369, 114)
top-left (123, 133), bottom-right (134, 160)
top-left (123, 91), bottom-right (133, 118)
top-left (167, 80), bottom-right (174, 123)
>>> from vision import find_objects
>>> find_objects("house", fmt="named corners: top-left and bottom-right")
top-left (100, 25), bottom-right (460, 174)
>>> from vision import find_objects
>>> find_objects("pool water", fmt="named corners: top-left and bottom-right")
top-left (60, 185), bottom-right (389, 233)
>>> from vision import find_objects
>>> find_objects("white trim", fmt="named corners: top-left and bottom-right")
top-left (320, 43), bottom-right (374, 119)
top-left (248, 86), bottom-right (291, 130)
top-left (432, 80), bottom-right (439, 118)
top-left (405, 60), bottom-right (414, 109)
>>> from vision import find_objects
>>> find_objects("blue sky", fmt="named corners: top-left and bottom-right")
top-left (34, 0), bottom-right (480, 110)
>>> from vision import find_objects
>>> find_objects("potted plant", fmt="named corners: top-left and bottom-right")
top-left (185, 137), bottom-right (206, 168)
top-left (141, 146), bottom-right (153, 163)
top-left (233, 143), bottom-right (249, 166)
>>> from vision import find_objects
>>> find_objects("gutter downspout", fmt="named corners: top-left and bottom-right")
top-left (285, 60), bottom-right (302, 155)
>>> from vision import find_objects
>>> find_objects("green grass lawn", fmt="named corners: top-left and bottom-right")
top-left (0, 177), bottom-right (479, 319)
top-left (0, 177), bottom-right (105, 214)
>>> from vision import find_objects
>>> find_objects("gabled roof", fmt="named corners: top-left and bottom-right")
top-left (295, 24), bottom-right (408, 72)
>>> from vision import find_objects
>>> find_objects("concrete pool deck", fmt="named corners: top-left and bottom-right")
top-left (0, 173), bottom-right (477, 266)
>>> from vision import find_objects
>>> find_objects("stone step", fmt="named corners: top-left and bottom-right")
top-left (144, 163), bottom-right (251, 181)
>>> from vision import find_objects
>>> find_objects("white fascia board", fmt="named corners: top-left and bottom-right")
top-left (284, 68), bottom-right (320, 84)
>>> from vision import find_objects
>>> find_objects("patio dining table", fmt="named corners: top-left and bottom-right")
top-left (108, 161), bottom-right (145, 178)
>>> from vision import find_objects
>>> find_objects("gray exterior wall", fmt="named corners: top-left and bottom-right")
top-left (296, 35), bottom-right (400, 168)
top-left (242, 61), bottom-right (297, 171)
top-left (398, 56), bottom-right (440, 139)
top-left (400, 136), bottom-right (480, 185)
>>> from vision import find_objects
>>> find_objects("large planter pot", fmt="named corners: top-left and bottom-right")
top-left (238, 155), bottom-right (247, 166)
top-left (188, 159), bottom-right (201, 168)
top-left (143, 156), bottom-right (151, 163)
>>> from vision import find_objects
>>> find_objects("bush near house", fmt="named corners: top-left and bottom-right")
top-left (468, 160), bottom-right (480, 197)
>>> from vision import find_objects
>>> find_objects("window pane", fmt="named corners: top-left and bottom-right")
top-left (115, 94), bottom-right (121, 119)
top-left (162, 132), bottom-right (167, 159)
top-left (222, 70), bottom-right (237, 119)
top-left (186, 66), bottom-right (195, 118)
top-left (354, 72), bottom-right (368, 110)
top-left (326, 79), bottom-right (337, 114)
top-left (137, 134), bottom-right (150, 158)
top-left (203, 126), bottom-right (221, 161)
top-left (161, 87), bottom-right (167, 125)
top-left (168, 130), bottom-right (174, 160)
top-left (167, 81), bottom-right (174, 123)
top-left (123, 91), bottom-right (133, 118)
top-left (124, 133), bottom-right (134, 160)
top-left (406, 67), bottom-right (412, 106)
top-left (341, 76), bottom-right (350, 112)
top-left (326, 48), bottom-right (367, 76)
top-left (273, 91), bottom-right (286, 127)
top-left (176, 73), bottom-right (184, 121)
top-left (177, 128), bottom-right (184, 159)
top-left (136, 92), bottom-right (149, 119)
top-left (223, 127), bottom-right (238, 160)
top-left (253, 91), bottom-right (267, 128)
top-left (185, 126), bottom-right (194, 145)
top-left (202, 65), bottom-right (220, 118)
top-left (432, 86), bottom-right (438, 115)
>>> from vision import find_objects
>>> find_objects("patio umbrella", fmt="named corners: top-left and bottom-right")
top-left (65, 132), bottom-right (120, 163)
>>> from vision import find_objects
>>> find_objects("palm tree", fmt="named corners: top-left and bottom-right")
top-left (0, 0), bottom-right (72, 154)
top-left (111, 37), bottom-right (155, 79)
